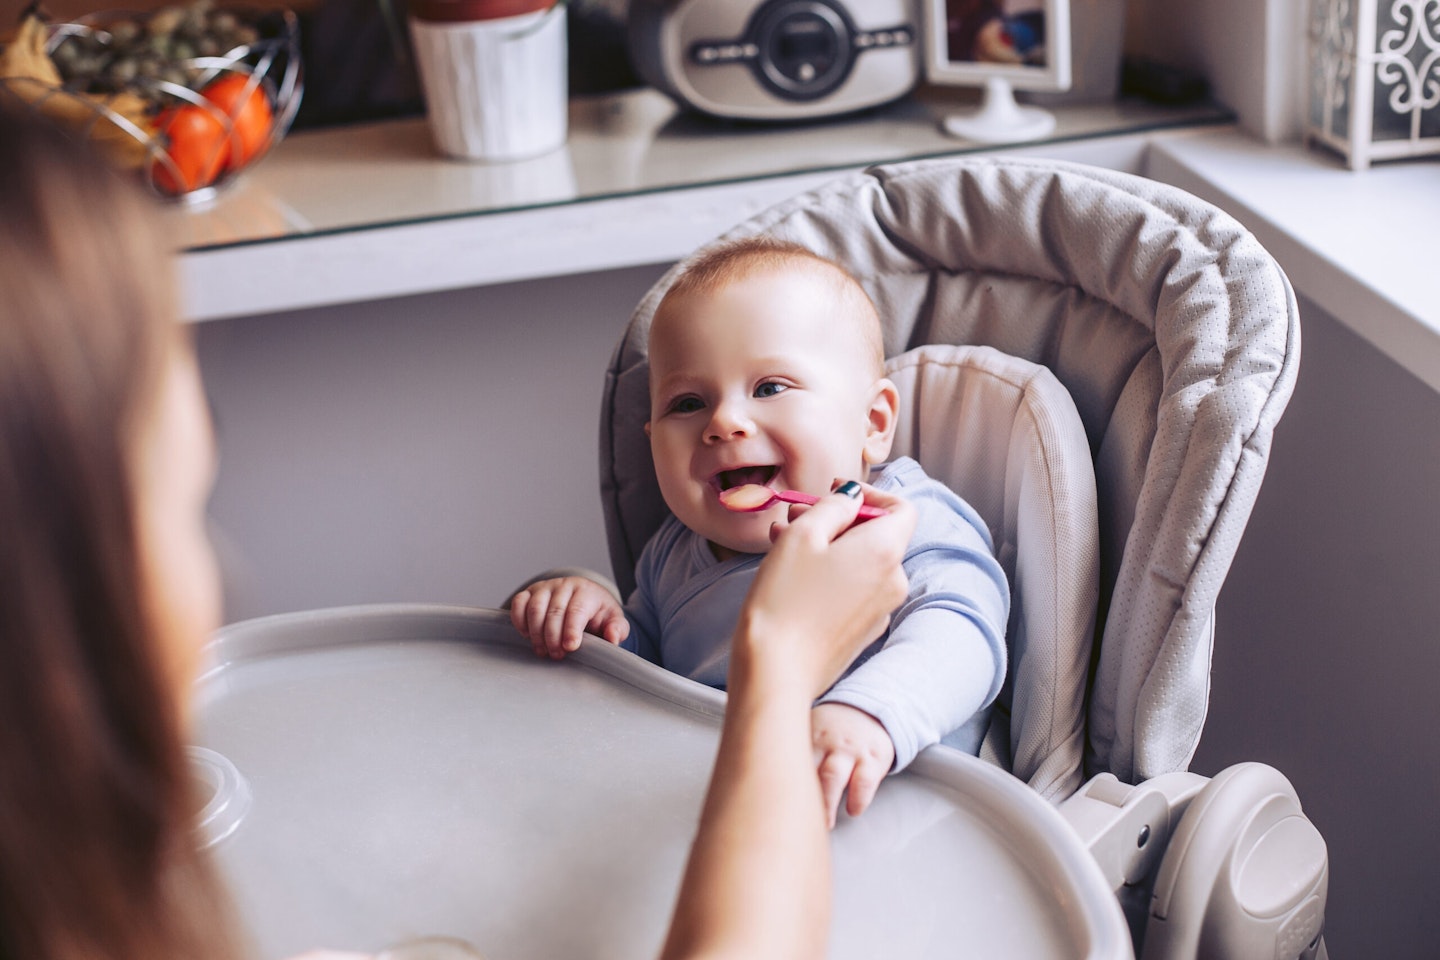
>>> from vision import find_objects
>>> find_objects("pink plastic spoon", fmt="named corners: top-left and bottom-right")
top-left (718, 483), bottom-right (887, 520)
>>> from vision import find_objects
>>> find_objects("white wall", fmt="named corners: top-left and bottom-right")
top-left (1125, 0), bottom-right (1307, 142)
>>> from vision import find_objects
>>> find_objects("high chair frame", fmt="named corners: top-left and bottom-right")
top-left (597, 156), bottom-right (1328, 960)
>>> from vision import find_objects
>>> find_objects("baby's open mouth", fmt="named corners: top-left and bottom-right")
top-left (714, 465), bottom-right (778, 493)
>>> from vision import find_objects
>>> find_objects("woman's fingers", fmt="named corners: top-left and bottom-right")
top-left (736, 481), bottom-right (917, 697)
top-left (787, 481), bottom-right (914, 581)
top-left (778, 480), bottom-right (865, 543)
top-left (793, 481), bottom-right (912, 544)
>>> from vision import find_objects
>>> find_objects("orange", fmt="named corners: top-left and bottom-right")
top-left (151, 102), bottom-right (227, 195)
top-left (201, 74), bottom-right (275, 171)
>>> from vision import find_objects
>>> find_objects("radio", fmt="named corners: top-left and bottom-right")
top-left (627, 0), bottom-right (921, 121)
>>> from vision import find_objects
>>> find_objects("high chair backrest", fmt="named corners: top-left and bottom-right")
top-left (600, 156), bottom-right (1300, 787)
top-left (885, 343), bottom-right (1100, 801)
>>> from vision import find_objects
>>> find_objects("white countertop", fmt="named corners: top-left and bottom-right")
top-left (172, 85), bottom-right (1439, 395)
top-left (173, 86), bottom-right (1232, 321)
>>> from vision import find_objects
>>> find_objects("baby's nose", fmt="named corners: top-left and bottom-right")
top-left (705, 402), bottom-right (754, 442)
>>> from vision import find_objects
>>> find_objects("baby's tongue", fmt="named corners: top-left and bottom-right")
top-left (721, 466), bottom-right (773, 489)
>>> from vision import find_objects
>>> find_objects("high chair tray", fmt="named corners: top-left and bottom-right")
top-left (196, 604), bottom-right (1130, 960)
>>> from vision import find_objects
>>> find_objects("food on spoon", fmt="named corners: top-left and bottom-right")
top-left (719, 484), bottom-right (889, 520)
top-left (719, 483), bottom-right (779, 511)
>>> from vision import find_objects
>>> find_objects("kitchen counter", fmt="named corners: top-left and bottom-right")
top-left (174, 85), bottom-right (1235, 322)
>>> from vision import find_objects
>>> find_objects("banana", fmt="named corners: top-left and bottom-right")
top-left (0, 14), bottom-right (64, 86)
top-left (0, 14), bottom-right (156, 171)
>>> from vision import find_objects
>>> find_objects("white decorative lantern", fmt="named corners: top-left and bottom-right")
top-left (1307, 0), bottom-right (1440, 169)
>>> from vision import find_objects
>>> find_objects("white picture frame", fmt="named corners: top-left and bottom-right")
top-left (920, 0), bottom-right (1073, 142)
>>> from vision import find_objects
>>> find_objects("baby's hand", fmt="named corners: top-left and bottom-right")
top-left (810, 702), bottom-right (896, 828)
top-left (509, 576), bottom-right (629, 660)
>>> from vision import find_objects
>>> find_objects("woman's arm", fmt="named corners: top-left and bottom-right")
top-left (660, 483), bottom-right (916, 960)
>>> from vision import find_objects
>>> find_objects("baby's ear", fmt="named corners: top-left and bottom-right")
top-left (862, 377), bottom-right (899, 467)
top-left (643, 421), bottom-right (652, 439)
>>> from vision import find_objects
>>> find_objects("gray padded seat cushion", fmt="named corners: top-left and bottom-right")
top-left (887, 344), bottom-right (1098, 801)
top-left (600, 156), bottom-right (1300, 785)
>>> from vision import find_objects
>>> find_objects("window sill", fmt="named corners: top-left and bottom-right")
top-left (1143, 130), bottom-right (1440, 393)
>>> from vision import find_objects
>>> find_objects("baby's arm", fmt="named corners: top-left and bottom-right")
top-left (819, 527), bottom-right (1009, 797)
top-left (509, 576), bottom-right (629, 660)
top-left (810, 702), bottom-right (894, 828)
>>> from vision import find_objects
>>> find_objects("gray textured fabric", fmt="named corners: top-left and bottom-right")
top-left (886, 344), bottom-right (1098, 801)
top-left (599, 156), bottom-right (1300, 786)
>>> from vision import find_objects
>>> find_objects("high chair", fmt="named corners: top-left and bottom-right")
top-left (598, 155), bottom-right (1327, 959)
top-left (194, 156), bottom-right (1326, 960)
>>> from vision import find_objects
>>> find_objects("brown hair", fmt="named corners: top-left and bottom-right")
top-left (656, 237), bottom-right (885, 376)
top-left (0, 107), bottom-right (241, 960)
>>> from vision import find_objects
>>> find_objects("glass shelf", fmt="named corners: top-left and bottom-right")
top-left (169, 85), bottom-right (1235, 254)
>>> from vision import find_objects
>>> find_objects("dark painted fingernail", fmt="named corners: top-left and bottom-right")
top-left (836, 480), bottom-right (862, 498)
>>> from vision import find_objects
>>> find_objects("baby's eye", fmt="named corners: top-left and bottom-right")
top-left (754, 381), bottom-right (789, 399)
top-left (669, 395), bottom-right (705, 414)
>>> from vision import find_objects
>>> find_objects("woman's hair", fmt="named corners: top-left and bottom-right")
top-left (0, 107), bottom-right (240, 960)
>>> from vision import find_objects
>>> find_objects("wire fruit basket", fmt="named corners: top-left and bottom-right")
top-left (0, 2), bottom-right (303, 204)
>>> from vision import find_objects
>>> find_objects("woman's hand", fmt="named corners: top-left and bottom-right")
top-left (731, 482), bottom-right (916, 700)
top-left (660, 481), bottom-right (915, 960)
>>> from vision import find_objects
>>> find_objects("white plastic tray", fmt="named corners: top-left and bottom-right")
top-left (196, 604), bottom-right (1130, 960)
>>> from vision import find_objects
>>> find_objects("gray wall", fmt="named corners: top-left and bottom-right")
top-left (195, 262), bottom-right (668, 622)
top-left (1192, 293), bottom-right (1440, 960)
top-left (197, 273), bottom-right (1437, 957)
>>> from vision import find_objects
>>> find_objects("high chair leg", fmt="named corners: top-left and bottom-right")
top-left (1138, 763), bottom-right (1328, 960)
top-left (1059, 771), bottom-right (1208, 947)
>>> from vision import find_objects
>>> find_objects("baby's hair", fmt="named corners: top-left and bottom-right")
top-left (657, 237), bottom-right (885, 377)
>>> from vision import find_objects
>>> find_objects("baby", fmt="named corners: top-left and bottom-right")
top-left (511, 238), bottom-right (1009, 825)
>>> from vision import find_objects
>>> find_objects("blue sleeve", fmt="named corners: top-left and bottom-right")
top-left (619, 530), bottom-right (664, 665)
top-left (819, 487), bottom-right (1010, 772)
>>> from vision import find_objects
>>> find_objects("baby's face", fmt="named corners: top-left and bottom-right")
top-left (647, 265), bottom-right (891, 557)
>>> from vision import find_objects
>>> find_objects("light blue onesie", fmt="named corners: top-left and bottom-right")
top-left (620, 456), bottom-right (1009, 770)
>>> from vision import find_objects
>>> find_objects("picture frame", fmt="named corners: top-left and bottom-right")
top-left (921, 0), bottom-right (1072, 142)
